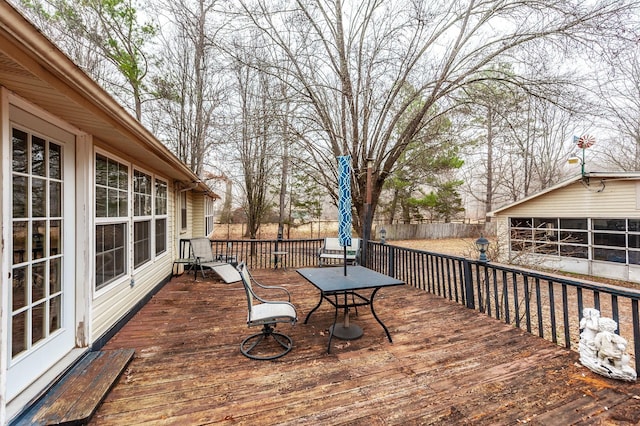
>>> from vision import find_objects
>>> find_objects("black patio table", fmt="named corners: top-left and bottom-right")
top-left (297, 266), bottom-right (405, 353)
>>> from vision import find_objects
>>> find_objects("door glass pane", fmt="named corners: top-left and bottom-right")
top-left (12, 266), bottom-right (27, 311)
top-left (50, 181), bottom-right (61, 217)
top-left (33, 221), bottom-right (46, 260)
top-left (12, 312), bottom-right (27, 357)
top-left (12, 129), bottom-right (28, 173)
top-left (32, 262), bottom-right (46, 302)
top-left (32, 302), bottom-right (45, 344)
top-left (50, 220), bottom-right (61, 256)
top-left (32, 177), bottom-right (46, 217)
top-left (50, 295), bottom-right (61, 333)
top-left (50, 143), bottom-right (61, 179)
top-left (13, 221), bottom-right (27, 264)
top-left (32, 136), bottom-right (46, 177)
top-left (13, 176), bottom-right (27, 218)
top-left (50, 257), bottom-right (61, 294)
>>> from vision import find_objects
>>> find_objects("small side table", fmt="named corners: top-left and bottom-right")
top-left (172, 258), bottom-right (194, 276)
top-left (272, 251), bottom-right (288, 270)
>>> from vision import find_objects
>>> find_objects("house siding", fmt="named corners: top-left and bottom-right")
top-left (494, 180), bottom-right (640, 217)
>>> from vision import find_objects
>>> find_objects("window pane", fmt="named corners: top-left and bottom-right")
top-left (629, 250), bottom-right (640, 265)
top-left (96, 154), bottom-right (108, 186)
top-left (510, 217), bottom-right (531, 228)
top-left (12, 311), bottom-right (27, 357)
top-left (33, 221), bottom-right (46, 260)
top-left (12, 129), bottom-right (28, 173)
top-left (134, 221), bottom-right (151, 268)
top-left (50, 295), bottom-right (61, 333)
top-left (155, 180), bottom-right (167, 215)
top-left (560, 231), bottom-right (588, 244)
top-left (181, 192), bottom-right (187, 229)
top-left (95, 223), bottom-right (126, 290)
top-left (593, 232), bottom-right (626, 247)
top-left (96, 186), bottom-right (107, 217)
top-left (50, 181), bottom-right (61, 217)
top-left (32, 262), bottom-right (46, 302)
top-left (155, 218), bottom-right (166, 255)
top-left (559, 218), bottom-right (587, 229)
top-left (32, 302), bottom-right (45, 344)
top-left (50, 257), bottom-right (61, 294)
top-left (535, 242), bottom-right (558, 255)
top-left (50, 143), bottom-right (61, 180)
top-left (31, 136), bottom-right (46, 177)
top-left (118, 190), bottom-right (128, 217)
top-left (32, 177), bottom-right (46, 218)
top-left (533, 218), bottom-right (557, 228)
top-left (560, 245), bottom-right (588, 259)
top-left (593, 248), bottom-right (626, 263)
top-left (13, 176), bottom-right (27, 218)
top-left (629, 220), bottom-right (640, 232)
top-left (629, 234), bottom-right (640, 249)
top-left (50, 220), bottom-right (61, 256)
top-left (593, 219), bottom-right (626, 231)
top-left (13, 221), bottom-right (27, 264)
top-left (12, 266), bottom-right (27, 311)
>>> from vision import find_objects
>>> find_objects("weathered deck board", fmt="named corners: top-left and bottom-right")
top-left (16, 349), bottom-right (134, 425)
top-left (89, 270), bottom-right (640, 425)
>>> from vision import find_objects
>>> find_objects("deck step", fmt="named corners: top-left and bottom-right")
top-left (14, 349), bottom-right (134, 426)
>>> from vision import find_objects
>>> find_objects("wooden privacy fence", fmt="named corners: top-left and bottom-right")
top-left (376, 222), bottom-right (496, 240)
top-left (197, 237), bottom-right (640, 375)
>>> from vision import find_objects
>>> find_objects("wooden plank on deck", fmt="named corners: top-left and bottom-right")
top-left (14, 349), bottom-right (134, 426)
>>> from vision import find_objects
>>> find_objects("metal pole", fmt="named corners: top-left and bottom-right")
top-left (363, 158), bottom-right (374, 267)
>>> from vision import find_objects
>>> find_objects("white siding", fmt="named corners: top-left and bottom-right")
top-left (495, 180), bottom-right (640, 217)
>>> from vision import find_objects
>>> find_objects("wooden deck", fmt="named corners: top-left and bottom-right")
top-left (90, 269), bottom-right (640, 425)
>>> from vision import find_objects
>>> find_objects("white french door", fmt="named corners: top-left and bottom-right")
top-left (6, 124), bottom-right (75, 402)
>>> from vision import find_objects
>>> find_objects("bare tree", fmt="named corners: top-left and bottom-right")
top-left (16, 0), bottom-right (157, 121)
top-left (232, 0), bottom-right (639, 236)
top-left (595, 48), bottom-right (640, 171)
top-left (149, 0), bottom-right (227, 176)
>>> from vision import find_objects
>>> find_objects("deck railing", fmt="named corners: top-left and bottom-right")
top-left (194, 237), bottom-right (640, 374)
top-left (368, 241), bottom-right (640, 376)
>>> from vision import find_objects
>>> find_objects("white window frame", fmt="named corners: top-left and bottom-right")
top-left (155, 178), bottom-right (168, 256)
top-left (133, 167), bottom-right (153, 269)
top-left (94, 150), bottom-right (171, 293)
top-left (94, 150), bottom-right (130, 291)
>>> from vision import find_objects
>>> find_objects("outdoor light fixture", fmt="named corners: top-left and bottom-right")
top-left (380, 228), bottom-right (387, 244)
top-left (475, 234), bottom-right (489, 262)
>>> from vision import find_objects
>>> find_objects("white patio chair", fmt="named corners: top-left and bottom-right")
top-left (237, 262), bottom-right (297, 360)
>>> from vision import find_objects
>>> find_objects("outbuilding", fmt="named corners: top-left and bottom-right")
top-left (489, 172), bottom-right (640, 284)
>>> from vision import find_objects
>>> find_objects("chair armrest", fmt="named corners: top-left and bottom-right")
top-left (252, 280), bottom-right (292, 302)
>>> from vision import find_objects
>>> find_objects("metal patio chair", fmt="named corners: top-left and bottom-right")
top-left (189, 237), bottom-right (235, 281)
top-left (237, 262), bottom-right (297, 360)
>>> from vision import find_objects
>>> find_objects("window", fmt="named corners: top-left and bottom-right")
top-left (180, 191), bottom-right (187, 230)
top-left (95, 154), bottom-right (128, 289)
top-left (205, 197), bottom-right (215, 236)
top-left (95, 153), bottom-right (170, 290)
top-left (509, 217), bottom-right (640, 264)
top-left (133, 170), bottom-right (152, 268)
top-left (155, 179), bottom-right (167, 255)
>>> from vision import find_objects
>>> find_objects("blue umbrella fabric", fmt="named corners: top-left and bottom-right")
top-left (337, 155), bottom-right (352, 248)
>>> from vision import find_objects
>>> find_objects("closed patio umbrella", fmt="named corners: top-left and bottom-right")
top-left (337, 155), bottom-right (352, 276)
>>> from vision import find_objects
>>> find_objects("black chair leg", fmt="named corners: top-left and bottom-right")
top-left (240, 324), bottom-right (293, 360)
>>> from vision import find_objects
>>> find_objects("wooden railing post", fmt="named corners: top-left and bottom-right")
top-left (463, 259), bottom-right (475, 310)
